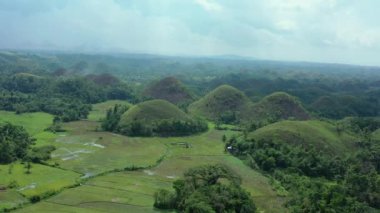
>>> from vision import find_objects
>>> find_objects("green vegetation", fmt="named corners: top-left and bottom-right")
top-left (118, 99), bottom-right (208, 136)
top-left (248, 120), bottom-right (356, 155)
top-left (189, 85), bottom-right (250, 124)
top-left (143, 76), bottom-right (194, 106)
top-left (0, 163), bottom-right (80, 199)
top-left (14, 123), bottom-right (285, 213)
top-left (154, 164), bottom-right (256, 212)
top-left (0, 111), bottom-right (53, 135)
top-left (0, 73), bottom-right (136, 122)
top-left (26, 145), bottom-right (56, 163)
top-left (43, 121), bottom-right (167, 175)
top-left (0, 123), bottom-right (34, 164)
top-left (121, 99), bottom-right (190, 123)
top-left (0, 51), bottom-right (379, 212)
top-left (243, 92), bottom-right (310, 127)
top-left (373, 128), bottom-right (380, 141)
top-left (0, 190), bottom-right (28, 211)
top-left (88, 100), bottom-right (131, 121)
top-left (101, 104), bottom-right (129, 131)
top-left (227, 119), bottom-right (380, 212)
top-left (208, 73), bottom-right (379, 119)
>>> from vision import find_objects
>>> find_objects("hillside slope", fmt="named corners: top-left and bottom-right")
top-left (243, 92), bottom-right (310, 124)
top-left (118, 99), bottom-right (207, 136)
top-left (120, 99), bottom-right (191, 125)
top-left (188, 85), bottom-right (250, 123)
top-left (143, 77), bottom-right (194, 105)
top-left (249, 120), bottom-right (357, 156)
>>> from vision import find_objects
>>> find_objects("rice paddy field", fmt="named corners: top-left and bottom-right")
top-left (0, 163), bottom-right (81, 198)
top-left (0, 103), bottom-right (286, 213)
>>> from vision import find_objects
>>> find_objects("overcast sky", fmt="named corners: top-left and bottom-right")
top-left (1, 0), bottom-right (380, 66)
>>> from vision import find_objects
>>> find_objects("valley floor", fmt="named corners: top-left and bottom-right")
top-left (0, 108), bottom-right (286, 213)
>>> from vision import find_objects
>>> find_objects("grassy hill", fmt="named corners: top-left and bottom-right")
top-left (243, 92), bottom-right (310, 124)
top-left (118, 99), bottom-right (208, 136)
top-left (143, 77), bottom-right (194, 105)
top-left (248, 120), bottom-right (357, 156)
top-left (188, 85), bottom-right (250, 123)
top-left (120, 99), bottom-right (191, 125)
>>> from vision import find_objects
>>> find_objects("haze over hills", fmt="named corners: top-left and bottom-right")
top-left (143, 77), bottom-right (194, 105)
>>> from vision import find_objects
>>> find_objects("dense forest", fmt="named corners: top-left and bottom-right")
top-left (226, 118), bottom-right (380, 211)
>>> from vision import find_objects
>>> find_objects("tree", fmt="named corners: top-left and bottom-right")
top-left (0, 123), bottom-right (34, 164)
top-left (25, 161), bottom-right (32, 174)
top-left (153, 189), bottom-right (176, 209)
top-left (222, 134), bottom-right (227, 143)
top-left (154, 164), bottom-right (256, 212)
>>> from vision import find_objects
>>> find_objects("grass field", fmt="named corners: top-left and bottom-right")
top-left (44, 121), bottom-right (167, 175)
top-left (0, 190), bottom-right (28, 211)
top-left (88, 100), bottom-right (131, 122)
top-left (17, 127), bottom-right (286, 213)
top-left (2, 101), bottom-right (287, 212)
top-left (0, 163), bottom-right (81, 198)
top-left (0, 111), bottom-right (53, 136)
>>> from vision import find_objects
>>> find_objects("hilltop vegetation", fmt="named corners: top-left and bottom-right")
top-left (208, 73), bottom-right (379, 119)
top-left (248, 120), bottom-right (355, 155)
top-left (227, 119), bottom-right (380, 211)
top-left (189, 87), bottom-right (310, 127)
top-left (117, 100), bottom-right (208, 136)
top-left (121, 99), bottom-right (190, 123)
top-left (243, 92), bottom-right (310, 126)
top-left (189, 85), bottom-right (250, 124)
top-left (143, 77), bottom-right (194, 105)
top-left (0, 72), bottom-right (136, 122)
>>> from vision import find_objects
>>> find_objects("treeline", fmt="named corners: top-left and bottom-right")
top-left (206, 73), bottom-right (380, 119)
top-left (0, 73), bottom-right (136, 121)
top-left (119, 118), bottom-right (208, 137)
top-left (101, 104), bottom-right (208, 137)
top-left (0, 123), bottom-right (55, 164)
top-left (154, 164), bottom-right (256, 212)
top-left (226, 119), bottom-right (380, 211)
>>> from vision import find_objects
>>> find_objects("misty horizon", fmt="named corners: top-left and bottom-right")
top-left (1, 0), bottom-right (380, 66)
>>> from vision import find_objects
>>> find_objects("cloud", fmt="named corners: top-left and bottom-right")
top-left (0, 0), bottom-right (380, 65)
top-left (194, 0), bottom-right (222, 12)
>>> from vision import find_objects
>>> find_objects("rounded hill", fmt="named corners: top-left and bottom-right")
top-left (188, 85), bottom-right (250, 123)
top-left (119, 99), bottom-right (207, 136)
top-left (120, 99), bottom-right (190, 124)
top-left (143, 77), bottom-right (194, 105)
top-left (243, 92), bottom-right (310, 124)
top-left (249, 120), bottom-right (357, 156)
